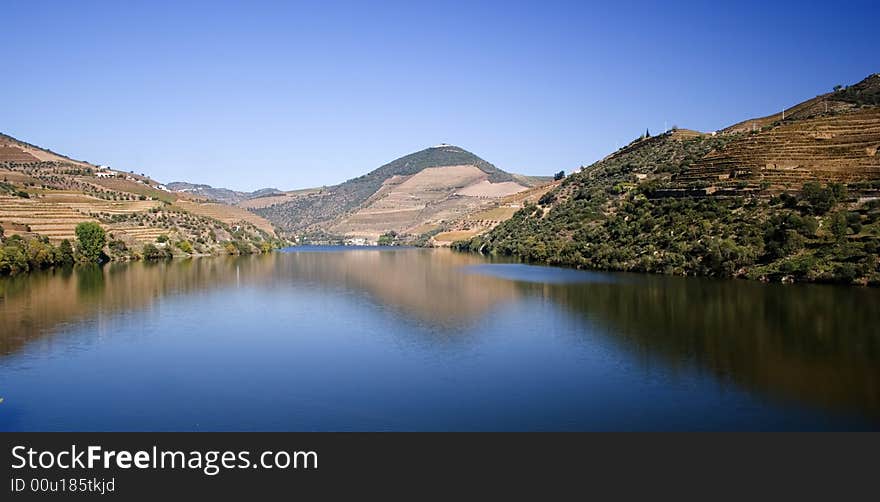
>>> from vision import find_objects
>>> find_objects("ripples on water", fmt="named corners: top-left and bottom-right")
top-left (0, 247), bottom-right (877, 431)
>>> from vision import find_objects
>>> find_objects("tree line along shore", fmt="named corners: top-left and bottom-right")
top-left (0, 221), bottom-right (282, 277)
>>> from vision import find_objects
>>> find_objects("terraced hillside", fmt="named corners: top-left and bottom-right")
top-left (674, 107), bottom-right (880, 194)
top-left (724, 73), bottom-right (880, 134)
top-left (236, 187), bottom-right (323, 209)
top-left (254, 144), bottom-right (548, 241)
top-left (455, 74), bottom-right (880, 285)
top-left (0, 133), bottom-right (282, 266)
top-left (328, 164), bottom-right (532, 241)
top-left (431, 181), bottom-right (560, 245)
top-left (174, 199), bottom-right (277, 234)
top-left (0, 193), bottom-right (157, 241)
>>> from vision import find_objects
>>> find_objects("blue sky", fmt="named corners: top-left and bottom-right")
top-left (3, 0), bottom-right (878, 190)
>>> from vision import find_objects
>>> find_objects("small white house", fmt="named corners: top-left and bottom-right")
top-left (95, 171), bottom-right (113, 178)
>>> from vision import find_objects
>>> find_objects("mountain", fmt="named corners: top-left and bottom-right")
top-left (253, 144), bottom-right (550, 242)
top-left (0, 133), bottom-right (281, 263)
top-left (455, 74), bottom-right (880, 286)
top-left (166, 181), bottom-right (284, 205)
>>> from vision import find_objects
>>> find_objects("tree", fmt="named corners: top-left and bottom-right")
top-left (58, 239), bottom-right (75, 266)
top-left (75, 222), bottom-right (107, 263)
top-left (763, 213), bottom-right (807, 259)
top-left (829, 212), bottom-right (849, 241)
top-left (828, 182), bottom-right (848, 201)
top-left (802, 182), bottom-right (836, 215)
top-left (553, 170), bottom-right (565, 181)
top-left (25, 238), bottom-right (54, 269)
top-left (0, 242), bottom-right (28, 275)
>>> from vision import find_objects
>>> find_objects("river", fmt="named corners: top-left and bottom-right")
top-left (0, 246), bottom-right (877, 430)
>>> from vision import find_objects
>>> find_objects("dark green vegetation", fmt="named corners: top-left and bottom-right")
top-left (455, 129), bottom-right (880, 285)
top-left (0, 231), bottom-right (278, 277)
top-left (0, 227), bottom-right (74, 275)
top-left (0, 221), bottom-right (281, 276)
top-left (75, 222), bottom-right (107, 264)
top-left (142, 243), bottom-right (173, 261)
top-left (254, 145), bottom-right (515, 232)
top-left (1, 221), bottom-right (115, 274)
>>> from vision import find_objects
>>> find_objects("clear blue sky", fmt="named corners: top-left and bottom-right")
top-left (3, 0), bottom-right (878, 191)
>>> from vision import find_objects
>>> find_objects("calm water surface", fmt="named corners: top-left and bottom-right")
top-left (0, 247), bottom-right (878, 431)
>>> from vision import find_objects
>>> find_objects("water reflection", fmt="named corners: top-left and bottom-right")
top-left (0, 247), bottom-right (878, 428)
top-left (494, 270), bottom-right (880, 420)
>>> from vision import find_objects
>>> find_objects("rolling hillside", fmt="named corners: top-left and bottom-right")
top-left (253, 144), bottom-right (549, 242)
top-left (455, 74), bottom-right (880, 285)
top-left (0, 133), bottom-right (282, 263)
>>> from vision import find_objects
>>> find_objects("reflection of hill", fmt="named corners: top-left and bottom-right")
top-left (275, 249), bottom-right (520, 324)
top-left (0, 258), bottom-right (270, 356)
top-left (0, 250), bottom-right (521, 357)
top-left (531, 275), bottom-right (880, 419)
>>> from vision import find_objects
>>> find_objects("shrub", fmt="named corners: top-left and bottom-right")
top-left (142, 243), bottom-right (171, 261)
top-left (109, 239), bottom-right (128, 253)
top-left (378, 231), bottom-right (398, 246)
top-left (538, 192), bottom-right (557, 205)
top-left (176, 240), bottom-right (194, 254)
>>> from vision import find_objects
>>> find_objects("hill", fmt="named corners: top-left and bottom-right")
top-left (454, 74), bottom-right (880, 285)
top-left (1, 133), bottom-right (283, 274)
top-left (166, 181), bottom-right (284, 205)
top-left (253, 144), bottom-right (549, 242)
top-left (0, 133), bottom-right (94, 168)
